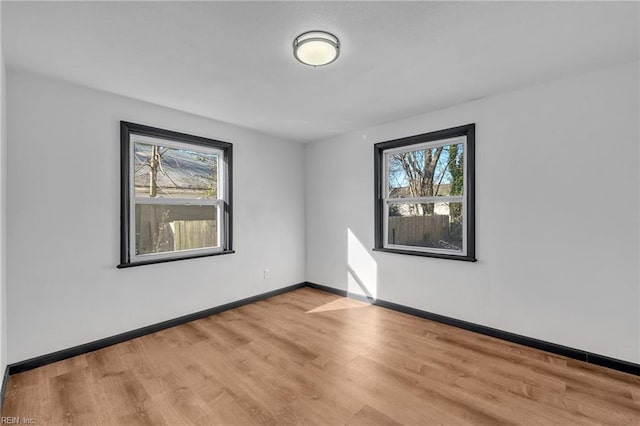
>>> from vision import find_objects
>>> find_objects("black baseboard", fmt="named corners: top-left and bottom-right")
top-left (305, 282), bottom-right (640, 377)
top-left (8, 283), bottom-right (306, 375)
top-left (0, 365), bottom-right (8, 412)
top-left (305, 282), bottom-right (372, 303)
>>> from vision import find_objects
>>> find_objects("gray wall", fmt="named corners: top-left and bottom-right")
top-left (305, 61), bottom-right (640, 363)
top-left (6, 70), bottom-right (306, 363)
top-left (0, 10), bottom-right (8, 373)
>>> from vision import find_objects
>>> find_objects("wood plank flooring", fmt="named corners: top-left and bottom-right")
top-left (3, 287), bottom-right (640, 425)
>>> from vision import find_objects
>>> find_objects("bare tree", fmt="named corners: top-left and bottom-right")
top-left (134, 144), bottom-right (216, 254)
top-left (388, 145), bottom-right (463, 217)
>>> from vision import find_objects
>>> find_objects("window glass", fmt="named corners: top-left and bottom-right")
top-left (135, 204), bottom-right (219, 255)
top-left (387, 142), bottom-right (464, 198)
top-left (134, 143), bottom-right (218, 199)
top-left (387, 202), bottom-right (463, 251)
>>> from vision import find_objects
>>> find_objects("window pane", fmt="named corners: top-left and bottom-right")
top-left (134, 143), bottom-right (218, 199)
top-left (135, 204), bottom-right (218, 255)
top-left (388, 143), bottom-right (464, 198)
top-left (387, 202), bottom-right (463, 251)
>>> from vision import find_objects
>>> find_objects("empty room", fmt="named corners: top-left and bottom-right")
top-left (0, 1), bottom-right (639, 424)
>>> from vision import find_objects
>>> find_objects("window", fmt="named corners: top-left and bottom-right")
top-left (119, 122), bottom-right (233, 268)
top-left (374, 124), bottom-right (475, 261)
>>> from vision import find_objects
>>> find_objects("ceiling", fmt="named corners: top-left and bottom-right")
top-left (2, 1), bottom-right (639, 143)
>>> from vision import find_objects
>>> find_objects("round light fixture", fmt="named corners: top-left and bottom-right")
top-left (293, 31), bottom-right (340, 67)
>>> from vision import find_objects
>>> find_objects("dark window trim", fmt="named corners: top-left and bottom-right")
top-left (374, 123), bottom-right (476, 262)
top-left (119, 121), bottom-right (233, 268)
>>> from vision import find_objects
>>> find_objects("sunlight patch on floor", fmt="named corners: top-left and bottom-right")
top-left (306, 297), bottom-right (370, 314)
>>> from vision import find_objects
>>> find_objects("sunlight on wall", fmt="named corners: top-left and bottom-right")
top-left (347, 229), bottom-right (378, 299)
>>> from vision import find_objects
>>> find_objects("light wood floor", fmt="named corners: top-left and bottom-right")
top-left (3, 287), bottom-right (640, 425)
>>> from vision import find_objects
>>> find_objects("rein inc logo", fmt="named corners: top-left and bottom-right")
top-left (1, 418), bottom-right (34, 424)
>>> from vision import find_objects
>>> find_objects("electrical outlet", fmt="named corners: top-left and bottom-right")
top-left (263, 269), bottom-right (271, 280)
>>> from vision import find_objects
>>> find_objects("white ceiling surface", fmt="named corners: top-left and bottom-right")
top-left (2, 1), bottom-right (639, 143)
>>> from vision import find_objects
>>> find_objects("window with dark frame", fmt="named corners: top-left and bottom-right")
top-left (374, 124), bottom-right (476, 261)
top-left (119, 122), bottom-right (233, 268)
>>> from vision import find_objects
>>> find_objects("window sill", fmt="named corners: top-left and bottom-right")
top-left (118, 250), bottom-right (235, 268)
top-left (372, 247), bottom-right (477, 262)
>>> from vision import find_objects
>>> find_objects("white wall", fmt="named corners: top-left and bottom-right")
top-left (305, 61), bottom-right (640, 363)
top-left (5, 62), bottom-right (639, 366)
top-left (6, 70), bottom-right (306, 363)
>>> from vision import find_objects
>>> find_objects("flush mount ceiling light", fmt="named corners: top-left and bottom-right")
top-left (293, 31), bottom-right (340, 67)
